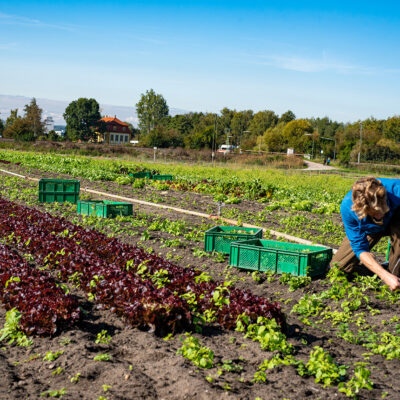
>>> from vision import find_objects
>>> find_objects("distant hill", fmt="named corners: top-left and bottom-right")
top-left (0, 95), bottom-right (188, 125)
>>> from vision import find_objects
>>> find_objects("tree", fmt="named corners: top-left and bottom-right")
top-left (4, 109), bottom-right (19, 131)
top-left (383, 116), bottom-right (400, 142)
top-left (310, 117), bottom-right (342, 138)
top-left (218, 108), bottom-right (235, 139)
top-left (143, 125), bottom-right (183, 148)
top-left (0, 116), bottom-right (4, 137)
top-left (309, 117), bottom-right (343, 158)
top-left (63, 98), bottom-right (103, 141)
top-left (282, 119), bottom-right (314, 153)
top-left (3, 116), bottom-right (35, 141)
top-left (364, 139), bottom-right (400, 162)
top-left (335, 119), bottom-right (383, 163)
top-left (279, 110), bottom-right (296, 124)
top-left (136, 89), bottom-right (169, 135)
top-left (219, 107), bottom-right (235, 128)
top-left (336, 122), bottom-right (359, 163)
top-left (230, 110), bottom-right (253, 146)
top-left (23, 98), bottom-right (44, 137)
top-left (184, 113), bottom-right (215, 149)
top-left (184, 125), bottom-right (215, 149)
top-left (167, 114), bottom-right (194, 136)
top-left (248, 110), bottom-right (278, 137)
top-left (262, 122), bottom-right (286, 152)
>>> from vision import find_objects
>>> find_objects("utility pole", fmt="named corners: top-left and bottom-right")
top-left (358, 122), bottom-right (363, 164)
top-left (312, 137), bottom-right (315, 159)
top-left (212, 115), bottom-right (217, 167)
top-left (333, 140), bottom-right (336, 161)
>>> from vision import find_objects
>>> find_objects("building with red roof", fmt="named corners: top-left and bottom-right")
top-left (98, 116), bottom-right (132, 144)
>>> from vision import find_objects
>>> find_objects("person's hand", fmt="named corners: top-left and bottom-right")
top-left (382, 272), bottom-right (400, 291)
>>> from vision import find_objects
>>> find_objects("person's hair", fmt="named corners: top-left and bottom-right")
top-left (351, 177), bottom-right (389, 220)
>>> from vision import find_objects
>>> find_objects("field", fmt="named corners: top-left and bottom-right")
top-left (0, 150), bottom-right (399, 400)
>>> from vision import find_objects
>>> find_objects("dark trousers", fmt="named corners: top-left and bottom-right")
top-left (330, 209), bottom-right (400, 276)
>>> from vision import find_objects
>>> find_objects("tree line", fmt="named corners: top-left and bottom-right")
top-left (0, 98), bottom-right (46, 142)
top-left (1, 91), bottom-right (400, 164)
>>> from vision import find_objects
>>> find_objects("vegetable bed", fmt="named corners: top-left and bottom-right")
top-left (0, 157), bottom-right (398, 400)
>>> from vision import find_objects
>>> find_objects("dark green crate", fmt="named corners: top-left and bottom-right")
top-left (229, 239), bottom-right (332, 277)
top-left (204, 226), bottom-right (263, 254)
top-left (151, 174), bottom-right (173, 181)
top-left (128, 171), bottom-right (152, 179)
top-left (38, 179), bottom-right (80, 203)
top-left (77, 200), bottom-right (133, 218)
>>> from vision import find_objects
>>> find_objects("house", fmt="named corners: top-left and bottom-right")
top-left (98, 116), bottom-right (131, 145)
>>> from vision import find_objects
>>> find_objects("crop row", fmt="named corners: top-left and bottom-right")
top-left (0, 199), bottom-right (192, 335)
top-left (0, 196), bottom-right (285, 335)
top-left (0, 242), bottom-right (80, 336)
top-left (0, 150), bottom-right (351, 206)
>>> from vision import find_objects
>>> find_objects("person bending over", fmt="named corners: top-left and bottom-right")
top-left (331, 177), bottom-right (400, 290)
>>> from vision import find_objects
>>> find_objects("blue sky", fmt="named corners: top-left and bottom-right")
top-left (1, 0), bottom-right (400, 122)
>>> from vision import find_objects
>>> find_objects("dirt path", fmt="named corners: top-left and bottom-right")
top-left (304, 160), bottom-right (337, 171)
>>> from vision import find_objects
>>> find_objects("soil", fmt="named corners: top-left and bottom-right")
top-left (0, 161), bottom-right (398, 399)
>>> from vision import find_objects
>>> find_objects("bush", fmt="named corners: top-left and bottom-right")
top-left (142, 125), bottom-right (184, 148)
top-left (4, 118), bottom-right (36, 142)
top-left (364, 145), bottom-right (400, 163)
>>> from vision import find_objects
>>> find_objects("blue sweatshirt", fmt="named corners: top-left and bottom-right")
top-left (341, 178), bottom-right (400, 258)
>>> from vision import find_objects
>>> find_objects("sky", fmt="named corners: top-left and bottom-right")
top-left (1, 0), bottom-right (400, 122)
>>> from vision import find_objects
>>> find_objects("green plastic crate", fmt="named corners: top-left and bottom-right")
top-left (39, 179), bottom-right (80, 203)
top-left (77, 200), bottom-right (133, 218)
top-left (229, 239), bottom-right (332, 277)
top-left (151, 174), bottom-right (173, 181)
top-left (128, 171), bottom-right (152, 179)
top-left (204, 226), bottom-right (263, 254)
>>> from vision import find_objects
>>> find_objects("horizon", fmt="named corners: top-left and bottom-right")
top-left (1, 1), bottom-right (400, 122)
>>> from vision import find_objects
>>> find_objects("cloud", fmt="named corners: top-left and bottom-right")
top-left (247, 53), bottom-right (372, 74)
top-left (0, 11), bottom-right (76, 32)
top-left (125, 116), bottom-right (139, 123)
